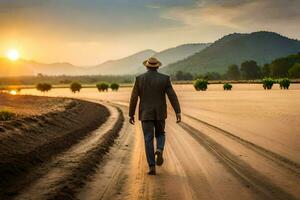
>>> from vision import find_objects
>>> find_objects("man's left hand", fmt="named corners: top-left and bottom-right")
top-left (176, 113), bottom-right (181, 123)
top-left (129, 116), bottom-right (135, 125)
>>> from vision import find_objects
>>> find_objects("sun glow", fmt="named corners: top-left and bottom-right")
top-left (9, 90), bottom-right (17, 95)
top-left (6, 49), bottom-right (20, 61)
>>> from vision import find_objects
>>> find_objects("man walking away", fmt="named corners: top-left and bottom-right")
top-left (129, 57), bottom-right (181, 175)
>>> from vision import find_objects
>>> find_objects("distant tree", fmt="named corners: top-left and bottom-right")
top-left (37, 73), bottom-right (44, 77)
top-left (43, 83), bottom-right (52, 92)
top-left (262, 78), bottom-right (275, 90)
top-left (110, 83), bottom-right (120, 91)
top-left (185, 72), bottom-right (193, 80)
top-left (278, 78), bottom-right (291, 89)
top-left (194, 74), bottom-right (204, 80)
top-left (270, 54), bottom-right (300, 77)
top-left (193, 79), bottom-right (208, 91)
top-left (36, 83), bottom-right (43, 92)
top-left (223, 83), bottom-right (233, 90)
top-left (175, 71), bottom-right (193, 80)
top-left (36, 83), bottom-right (52, 93)
top-left (261, 64), bottom-right (271, 77)
top-left (240, 60), bottom-right (261, 80)
top-left (288, 63), bottom-right (300, 78)
top-left (89, 78), bottom-right (98, 83)
top-left (60, 79), bottom-right (72, 84)
top-left (226, 64), bottom-right (240, 80)
top-left (175, 71), bottom-right (184, 80)
top-left (204, 72), bottom-right (222, 80)
top-left (44, 83), bottom-right (51, 92)
top-left (270, 58), bottom-right (291, 77)
top-left (70, 82), bottom-right (82, 93)
top-left (96, 82), bottom-right (109, 92)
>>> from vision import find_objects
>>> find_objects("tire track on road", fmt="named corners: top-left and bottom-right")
top-left (77, 105), bottom-right (134, 200)
top-left (183, 113), bottom-right (300, 177)
top-left (179, 121), bottom-right (298, 200)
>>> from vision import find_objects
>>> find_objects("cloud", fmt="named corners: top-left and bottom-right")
top-left (163, 0), bottom-right (300, 38)
top-left (0, 0), bottom-right (182, 42)
top-left (0, 0), bottom-right (299, 65)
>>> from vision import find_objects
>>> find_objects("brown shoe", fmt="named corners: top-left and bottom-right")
top-left (155, 151), bottom-right (164, 166)
top-left (148, 166), bottom-right (156, 175)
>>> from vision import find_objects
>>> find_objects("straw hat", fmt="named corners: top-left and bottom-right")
top-left (143, 57), bottom-right (162, 68)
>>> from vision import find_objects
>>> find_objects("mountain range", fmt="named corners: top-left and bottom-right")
top-left (162, 31), bottom-right (300, 74)
top-left (1, 31), bottom-right (300, 77)
top-left (0, 58), bottom-right (85, 77)
top-left (0, 43), bottom-right (209, 76)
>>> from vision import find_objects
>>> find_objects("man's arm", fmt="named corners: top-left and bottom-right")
top-left (129, 78), bottom-right (139, 124)
top-left (166, 77), bottom-right (181, 122)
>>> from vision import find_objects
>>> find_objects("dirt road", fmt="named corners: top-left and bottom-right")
top-left (19, 84), bottom-right (300, 200)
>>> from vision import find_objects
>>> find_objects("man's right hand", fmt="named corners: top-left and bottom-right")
top-left (129, 116), bottom-right (135, 125)
top-left (176, 113), bottom-right (181, 123)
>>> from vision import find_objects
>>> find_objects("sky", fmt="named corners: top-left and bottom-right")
top-left (0, 0), bottom-right (300, 66)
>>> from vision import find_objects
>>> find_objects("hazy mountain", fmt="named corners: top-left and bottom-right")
top-left (0, 58), bottom-right (85, 76)
top-left (89, 49), bottom-right (156, 75)
top-left (0, 43), bottom-right (211, 76)
top-left (2, 31), bottom-right (299, 77)
top-left (0, 58), bottom-right (34, 76)
top-left (162, 31), bottom-right (300, 74)
top-left (0, 50), bottom-right (157, 77)
top-left (154, 43), bottom-right (211, 67)
top-left (29, 61), bottom-right (85, 75)
top-left (90, 43), bottom-right (211, 75)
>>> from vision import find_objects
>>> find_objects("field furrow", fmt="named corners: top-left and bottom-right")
top-left (15, 104), bottom-right (124, 200)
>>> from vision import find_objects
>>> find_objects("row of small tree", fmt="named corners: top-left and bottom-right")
top-left (262, 78), bottom-right (290, 90)
top-left (193, 78), bottom-right (291, 91)
top-left (96, 82), bottom-right (119, 92)
top-left (36, 83), bottom-right (52, 92)
top-left (193, 80), bottom-right (233, 91)
top-left (172, 53), bottom-right (300, 81)
top-left (226, 57), bottom-right (300, 80)
top-left (36, 82), bottom-right (120, 93)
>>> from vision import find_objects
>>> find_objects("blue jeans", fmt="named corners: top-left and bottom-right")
top-left (141, 120), bottom-right (166, 167)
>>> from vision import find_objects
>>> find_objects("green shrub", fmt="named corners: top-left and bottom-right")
top-left (193, 79), bottom-right (208, 91)
top-left (36, 83), bottom-right (52, 92)
top-left (0, 110), bottom-right (16, 121)
top-left (70, 82), bottom-right (82, 93)
top-left (262, 78), bottom-right (275, 90)
top-left (223, 83), bottom-right (233, 90)
top-left (36, 83), bottom-right (43, 91)
top-left (96, 82), bottom-right (109, 92)
top-left (278, 78), bottom-right (291, 89)
top-left (110, 83), bottom-right (120, 91)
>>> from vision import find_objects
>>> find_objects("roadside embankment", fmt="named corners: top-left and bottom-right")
top-left (0, 94), bottom-right (110, 197)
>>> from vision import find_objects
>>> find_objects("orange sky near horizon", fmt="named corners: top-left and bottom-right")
top-left (0, 0), bottom-right (299, 66)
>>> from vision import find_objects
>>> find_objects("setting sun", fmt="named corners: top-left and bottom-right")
top-left (6, 49), bottom-right (20, 61)
top-left (9, 90), bottom-right (17, 95)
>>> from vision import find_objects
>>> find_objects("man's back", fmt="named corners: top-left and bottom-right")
top-left (129, 70), bottom-right (181, 121)
top-left (129, 57), bottom-right (181, 175)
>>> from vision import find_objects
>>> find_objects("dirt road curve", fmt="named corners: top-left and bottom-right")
top-left (18, 85), bottom-right (300, 200)
top-left (75, 103), bottom-right (299, 200)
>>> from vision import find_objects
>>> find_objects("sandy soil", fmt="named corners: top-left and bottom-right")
top-left (0, 94), bottom-right (110, 198)
top-left (0, 93), bottom-right (70, 116)
top-left (21, 84), bottom-right (300, 164)
top-left (17, 84), bottom-right (300, 200)
top-left (15, 104), bottom-right (124, 200)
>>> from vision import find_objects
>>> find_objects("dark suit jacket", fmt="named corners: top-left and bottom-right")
top-left (129, 70), bottom-right (181, 121)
